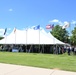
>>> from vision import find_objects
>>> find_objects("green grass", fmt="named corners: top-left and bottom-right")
top-left (0, 52), bottom-right (76, 72)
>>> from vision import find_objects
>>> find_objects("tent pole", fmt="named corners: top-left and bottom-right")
top-left (43, 44), bottom-right (44, 53)
top-left (14, 30), bottom-right (16, 45)
top-left (5, 35), bottom-right (7, 44)
top-left (26, 28), bottom-right (27, 52)
top-left (39, 28), bottom-right (40, 53)
top-left (14, 28), bottom-right (16, 45)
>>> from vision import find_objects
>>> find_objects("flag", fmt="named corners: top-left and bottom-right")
top-left (46, 24), bottom-right (51, 29)
top-left (51, 24), bottom-right (54, 29)
top-left (46, 24), bottom-right (54, 29)
top-left (62, 22), bottom-right (70, 29)
top-left (14, 28), bottom-right (16, 33)
top-left (33, 25), bottom-right (40, 30)
top-left (4, 28), bottom-right (7, 35)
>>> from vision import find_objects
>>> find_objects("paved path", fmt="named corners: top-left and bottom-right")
top-left (0, 63), bottom-right (76, 75)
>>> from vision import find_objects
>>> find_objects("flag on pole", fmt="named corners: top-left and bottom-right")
top-left (62, 22), bottom-right (70, 29)
top-left (14, 28), bottom-right (16, 44)
top-left (51, 24), bottom-right (54, 29)
top-left (46, 24), bottom-right (54, 29)
top-left (33, 25), bottom-right (40, 52)
top-left (33, 25), bottom-right (40, 30)
top-left (4, 28), bottom-right (7, 35)
top-left (46, 24), bottom-right (51, 29)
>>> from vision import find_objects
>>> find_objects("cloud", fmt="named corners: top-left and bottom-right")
top-left (49, 19), bottom-right (76, 27)
top-left (64, 21), bottom-right (69, 24)
top-left (58, 21), bottom-right (63, 26)
top-left (0, 28), bottom-right (5, 36)
top-left (9, 8), bottom-right (13, 11)
top-left (49, 19), bottom-right (59, 23)
top-left (71, 20), bottom-right (76, 24)
top-left (8, 28), bottom-right (11, 30)
top-left (0, 28), bottom-right (11, 36)
top-left (49, 19), bottom-right (63, 26)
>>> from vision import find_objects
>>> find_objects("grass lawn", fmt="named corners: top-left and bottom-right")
top-left (0, 52), bottom-right (76, 72)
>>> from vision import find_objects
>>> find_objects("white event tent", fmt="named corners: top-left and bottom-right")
top-left (0, 28), bottom-right (65, 45)
top-left (41, 29), bottom-right (65, 44)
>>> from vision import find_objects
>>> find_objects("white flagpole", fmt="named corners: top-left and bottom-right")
top-left (26, 27), bottom-right (27, 52)
top-left (15, 31), bottom-right (16, 44)
top-left (4, 28), bottom-right (7, 44)
top-left (33, 25), bottom-right (40, 53)
top-left (14, 28), bottom-right (16, 44)
top-left (38, 25), bottom-right (41, 53)
top-left (5, 35), bottom-right (7, 44)
top-left (69, 22), bottom-right (71, 45)
top-left (51, 28), bottom-right (55, 45)
top-left (39, 27), bottom-right (40, 53)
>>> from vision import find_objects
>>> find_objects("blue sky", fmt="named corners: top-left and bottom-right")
top-left (0, 0), bottom-right (76, 36)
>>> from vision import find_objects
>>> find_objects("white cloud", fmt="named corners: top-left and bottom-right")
top-left (50, 19), bottom-right (59, 22)
top-left (71, 20), bottom-right (76, 24)
top-left (49, 19), bottom-right (76, 28)
top-left (8, 28), bottom-right (11, 30)
top-left (0, 28), bottom-right (5, 36)
top-left (58, 21), bottom-right (63, 26)
top-left (22, 28), bottom-right (26, 30)
top-left (64, 21), bottom-right (69, 24)
top-left (9, 8), bottom-right (13, 11)
top-left (49, 19), bottom-right (63, 26)
top-left (49, 19), bottom-right (72, 27)
top-left (0, 28), bottom-right (11, 36)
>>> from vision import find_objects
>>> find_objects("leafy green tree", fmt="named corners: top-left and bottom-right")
top-left (0, 36), bottom-right (4, 40)
top-left (50, 25), bottom-right (69, 43)
top-left (70, 27), bottom-right (76, 45)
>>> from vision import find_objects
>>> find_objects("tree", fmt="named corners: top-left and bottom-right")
top-left (50, 25), bottom-right (69, 43)
top-left (70, 27), bottom-right (76, 45)
top-left (0, 36), bottom-right (4, 40)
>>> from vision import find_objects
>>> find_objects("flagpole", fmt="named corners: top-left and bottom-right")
top-left (69, 22), bottom-right (71, 45)
top-left (52, 28), bottom-right (55, 45)
top-left (14, 28), bottom-right (16, 44)
top-left (26, 28), bottom-right (27, 52)
top-left (39, 27), bottom-right (40, 53)
top-left (5, 35), bottom-right (7, 44)
top-left (4, 28), bottom-right (7, 44)
top-left (33, 25), bottom-right (40, 53)
top-left (15, 31), bottom-right (16, 44)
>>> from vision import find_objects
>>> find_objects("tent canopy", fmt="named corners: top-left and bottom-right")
top-left (0, 28), bottom-right (65, 45)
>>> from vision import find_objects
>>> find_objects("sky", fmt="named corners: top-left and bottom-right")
top-left (0, 0), bottom-right (76, 36)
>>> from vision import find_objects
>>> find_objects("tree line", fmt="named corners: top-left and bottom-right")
top-left (51, 25), bottom-right (76, 45)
